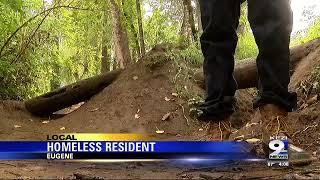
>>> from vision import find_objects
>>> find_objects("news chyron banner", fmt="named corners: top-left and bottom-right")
top-left (0, 133), bottom-right (259, 162)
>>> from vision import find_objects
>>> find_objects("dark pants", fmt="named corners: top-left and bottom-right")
top-left (199, 0), bottom-right (297, 115)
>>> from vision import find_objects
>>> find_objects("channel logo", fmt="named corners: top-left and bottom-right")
top-left (268, 136), bottom-right (289, 167)
top-left (269, 136), bottom-right (288, 160)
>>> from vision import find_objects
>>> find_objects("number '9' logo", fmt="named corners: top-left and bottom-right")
top-left (269, 140), bottom-right (285, 156)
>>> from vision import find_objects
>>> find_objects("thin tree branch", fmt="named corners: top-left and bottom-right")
top-left (11, 9), bottom-right (52, 64)
top-left (0, 5), bottom-right (101, 58)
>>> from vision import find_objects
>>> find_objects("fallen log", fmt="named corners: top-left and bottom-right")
top-left (25, 69), bottom-right (122, 116)
top-left (194, 38), bottom-right (320, 89)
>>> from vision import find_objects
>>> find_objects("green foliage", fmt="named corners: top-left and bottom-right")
top-left (235, 4), bottom-right (258, 60)
top-left (171, 44), bottom-right (203, 68)
top-left (292, 18), bottom-right (320, 46)
top-left (0, 0), bottom-right (106, 100)
top-left (235, 31), bottom-right (258, 60)
top-left (144, 9), bottom-right (180, 47)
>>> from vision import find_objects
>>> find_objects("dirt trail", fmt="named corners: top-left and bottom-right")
top-left (0, 44), bottom-right (320, 178)
top-left (2, 161), bottom-right (320, 179)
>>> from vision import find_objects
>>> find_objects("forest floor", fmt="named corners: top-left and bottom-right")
top-left (0, 44), bottom-right (320, 179)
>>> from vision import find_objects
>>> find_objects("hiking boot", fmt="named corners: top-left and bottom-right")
top-left (229, 104), bottom-right (290, 142)
top-left (229, 104), bottom-right (314, 166)
top-left (228, 108), bottom-right (266, 142)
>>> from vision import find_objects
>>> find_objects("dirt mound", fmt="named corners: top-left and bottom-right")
top-left (287, 43), bottom-right (320, 152)
top-left (52, 54), bottom-right (200, 137)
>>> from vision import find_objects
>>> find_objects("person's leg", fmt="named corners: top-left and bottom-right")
top-left (230, 0), bottom-right (312, 165)
top-left (247, 0), bottom-right (297, 111)
top-left (198, 0), bottom-right (240, 120)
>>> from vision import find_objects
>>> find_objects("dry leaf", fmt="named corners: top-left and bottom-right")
top-left (90, 108), bottom-right (99, 112)
top-left (246, 138), bottom-right (261, 143)
top-left (133, 76), bottom-right (139, 80)
top-left (164, 97), bottom-right (171, 102)
top-left (60, 127), bottom-right (66, 131)
top-left (300, 103), bottom-right (309, 109)
top-left (313, 82), bottom-right (319, 89)
top-left (42, 121), bottom-right (50, 124)
top-left (234, 135), bottom-right (245, 141)
top-left (313, 151), bottom-right (317, 156)
top-left (171, 93), bottom-right (178, 97)
top-left (14, 125), bottom-right (21, 128)
top-left (156, 130), bottom-right (165, 134)
top-left (135, 114), bottom-right (140, 119)
top-left (306, 95), bottom-right (318, 105)
top-left (155, 126), bottom-right (165, 134)
top-left (162, 112), bottom-right (171, 121)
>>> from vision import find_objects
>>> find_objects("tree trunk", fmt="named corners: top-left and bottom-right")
top-left (101, 6), bottom-right (111, 73)
top-left (25, 69), bottom-right (123, 116)
top-left (185, 0), bottom-right (197, 41)
top-left (113, 57), bottom-right (118, 70)
top-left (180, 0), bottom-right (197, 43)
top-left (101, 44), bottom-right (110, 73)
top-left (180, 1), bottom-right (188, 37)
top-left (50, 0), bottom-right (62, 90)
top-left (136, 0), bottom-right (146, 57)
top-left (195, 0), bottom-right (202, 34)
top-left (128, 19), bottom-right (140, 60)
top-left (121, 0), bottom-right (140, 61)
top-left (110, 0), bottom-right (132, 68)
